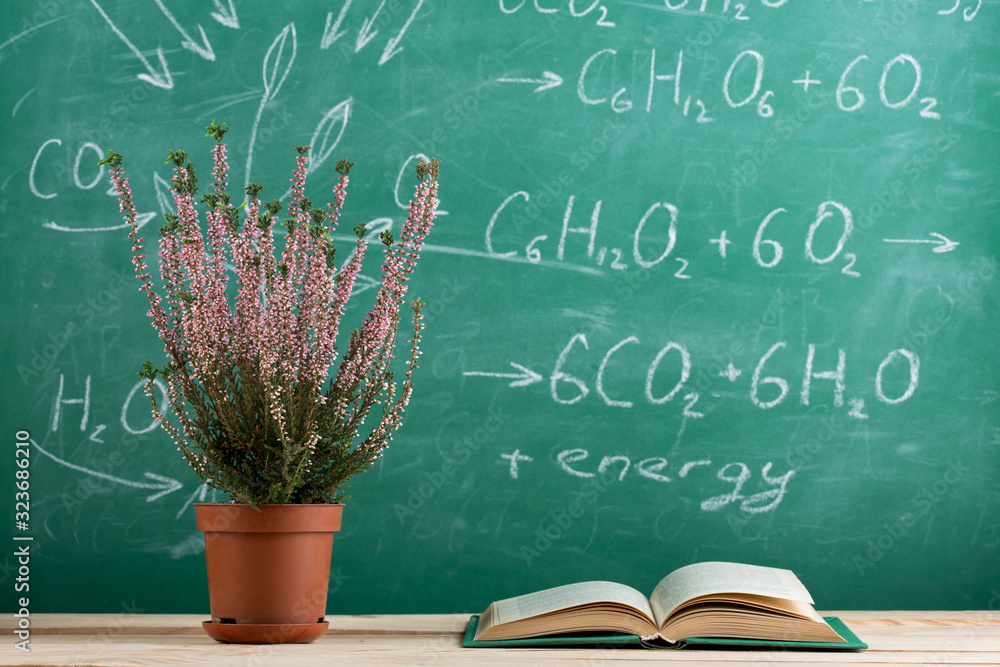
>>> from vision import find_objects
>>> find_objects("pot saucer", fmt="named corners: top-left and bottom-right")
top-left (202, 620), bottom-right (329, 644)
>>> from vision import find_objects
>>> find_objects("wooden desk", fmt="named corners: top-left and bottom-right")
top-left (3, 612), bottom-right (998, 665)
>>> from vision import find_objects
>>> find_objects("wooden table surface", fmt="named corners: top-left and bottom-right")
top-left (2, 612), bottom-right (999, 666)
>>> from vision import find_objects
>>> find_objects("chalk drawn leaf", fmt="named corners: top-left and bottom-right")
top-left (307, 99), bottom-right (353, 175)
top-left (262, 23), bottom-right (297, 101)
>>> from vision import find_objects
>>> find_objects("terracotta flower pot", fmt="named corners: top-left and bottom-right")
top-left (195, 503), bottom-right (343, 644)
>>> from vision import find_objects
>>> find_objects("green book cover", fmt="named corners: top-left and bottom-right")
top-left (462, 614), bottom-right (868, 650)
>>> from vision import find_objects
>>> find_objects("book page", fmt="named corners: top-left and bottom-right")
top-left (488, 581), bottom-right (655, 627)
top-left (649, 562), bottom-right (815, 627)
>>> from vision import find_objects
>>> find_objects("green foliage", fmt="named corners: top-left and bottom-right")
top-left (336, 158), bottom-right (354, 176)
top-left (98, 150), bottom-right (122, 169)
top-left (205, 120), bottom-right (228, 142)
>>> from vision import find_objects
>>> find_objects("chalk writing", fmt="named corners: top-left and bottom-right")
top-left (500, 0), bottom-right (978, 26)
top-left (500, 0), bottom-right (616, 27)
top-left (152, 0), bottom-right (215, 61)
top-left (322, 0), bottom-right (426, 63)
top-left (321, 0), bottom-right (352, 49)
top-left (486, 189), bottom-right (893, 278)
top-left (31, 439), bottom-right (182, 502)
top-left (467, 334), bottom-right (921, 418)
top-left (938, 0), bottom-right (982, 21)
top-left (503, 449), bottom-right (795, 513)
top-left (210, 0), bottom-right (240, 29)
top-left (245, 22), bottom-right (297, 188)
top-left (502, 40), bottom-right (945, 123)
top-left (89, 0), bottom-right (173, 89)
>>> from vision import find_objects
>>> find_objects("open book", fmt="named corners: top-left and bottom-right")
top-left (470, 562), bottom-right (865, 649)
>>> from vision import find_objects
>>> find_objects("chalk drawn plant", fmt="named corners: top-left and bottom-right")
top-left (101, 121), bottom-right (441, 506)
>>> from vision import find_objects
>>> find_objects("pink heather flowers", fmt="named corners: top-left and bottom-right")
top-left (101, 121), bottom-right (440, 505)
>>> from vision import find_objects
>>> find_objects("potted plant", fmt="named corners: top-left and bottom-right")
top-left (100, 121), bottom-right (440, 643)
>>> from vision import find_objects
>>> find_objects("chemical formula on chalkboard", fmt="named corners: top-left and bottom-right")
top-left (503, 48), bottom-right (945, 123)
top-left (499, 0), bottom-right (983, 28)
top-left (496, 0), bottom-right (982, 126)
top-left (484, 193), bottom-right (954, 279)
top-left (466, 334), bottom-right (918, 416)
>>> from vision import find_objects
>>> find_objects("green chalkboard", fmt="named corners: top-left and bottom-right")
top-left (2, 0), bottom-right (998, 618)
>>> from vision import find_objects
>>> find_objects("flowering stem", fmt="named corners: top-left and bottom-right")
top-left (103, 129), bottom-right (441, 506)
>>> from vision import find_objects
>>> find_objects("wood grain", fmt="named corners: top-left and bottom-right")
top-left (2, 612), bottom-right (998, 666)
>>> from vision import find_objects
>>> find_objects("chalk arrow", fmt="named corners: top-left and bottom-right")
top-left (31, 439), bottom-right (183, 502)
top-left (154, 0), bottom-right (215, 61)
top-left (356, 0), bottom-right (387, 52)
top-left (463, 363), bottom-right (543, 388)
top-left (90, 0), bottom-right (174, 89)
top-left (379, 0), bottom-right (425, 65)
top-left (211, 0), bottom-right (240, 29)
top-left (320, 0), bottom-right (351, 50)
top-left (883, 232), bottom-right (959, 253)
top-left (497, 71), bottom-right (563, 93)
top-left (43, 211), bottom-right (156, 233)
